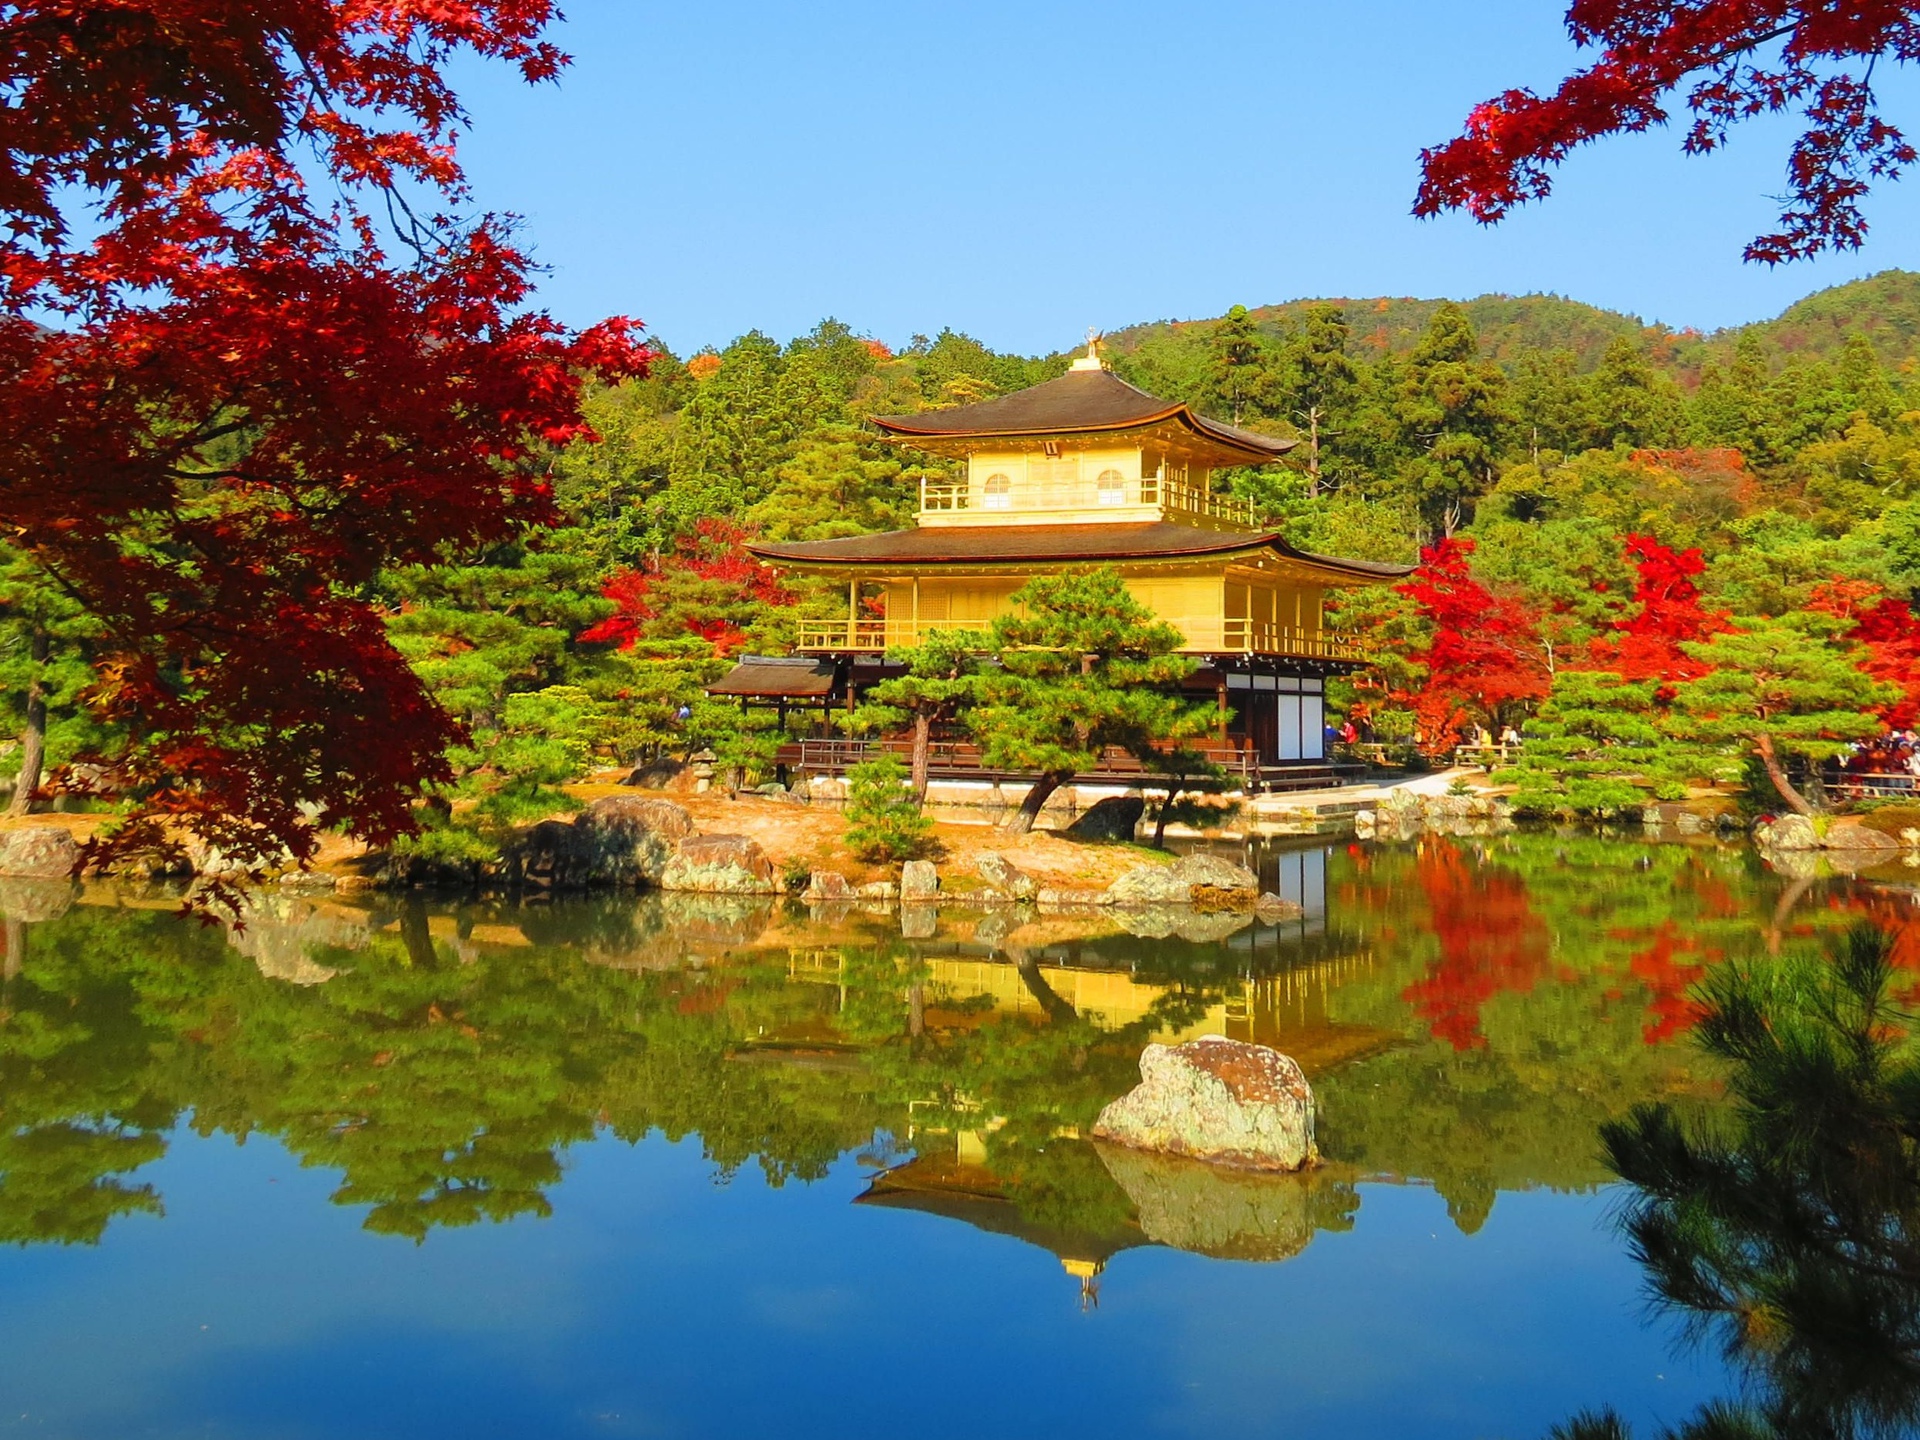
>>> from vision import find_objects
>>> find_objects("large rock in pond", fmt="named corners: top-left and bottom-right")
top-left (1092, 1036), bottom-right (1318, 1172)
top-left (1823, 820), bottom-right (1903, 852)
top-left (1066, 796), bottom-right (1144, 842)
top-left (899, 860), bottom-right (939, 899)
top-left (659, 834), bottom-right (779, 894)
top-left (0, 825), bottom-right (79, 880)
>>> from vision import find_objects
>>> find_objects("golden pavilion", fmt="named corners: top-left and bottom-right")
top-left (728, 342), bottom-right (1408, 788)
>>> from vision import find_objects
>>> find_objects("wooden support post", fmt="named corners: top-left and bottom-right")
top-left (1216, 674), bottom-right (1229, 742)
top-left (847, 577), bottom-right (859, 645)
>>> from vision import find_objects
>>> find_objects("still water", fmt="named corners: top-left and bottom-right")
top-left (0, 835), bottom-right (1911, 1439)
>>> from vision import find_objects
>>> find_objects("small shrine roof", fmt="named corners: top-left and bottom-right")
top-left (746, 522), bottom-right (1411, 582)
top-left (871, 367), bottom-right (1296, 462)
top-left (706, 656), bottom-right (837, 698)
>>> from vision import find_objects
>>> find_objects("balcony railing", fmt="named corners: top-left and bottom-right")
top-left (794, 617), bottom-right (1364, 661)
top-left (919, 475), bottom-right (1261, 529)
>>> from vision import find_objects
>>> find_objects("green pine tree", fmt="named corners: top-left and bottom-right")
top-left (853, 631), bottom-right (979, 800)
top-left (970, 568), bottom-right (1214, 833)
top-left (1667, 613), bottom-right (1893, 816)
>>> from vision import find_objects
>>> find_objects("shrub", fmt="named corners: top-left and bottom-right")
top-left (843, 754), bottom-right (933, 861)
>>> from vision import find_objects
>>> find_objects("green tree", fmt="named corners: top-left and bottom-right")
top-left (1576, 337), bottom-right (1686, 451)
top-left (1667, 614), bottom-right (1892, 816)
top-left (842, 754), bottom-right (933, 862)
top-left (970, 568), bottom-right (1214, 833)
top-left (0, 548), bottom-right (106, 815)
top-left (1275, 303), bottom-right (1361, 494)
top-left (1395, 303), bottom-right (1508, 534)
top-left (854, 632), bottom-right (979, 801)
top-left (1498, 671), bottom-right (1701, 819)
top-left (743, 423), bottom-right (919, 542)
top-left (1206, 305), bottom-right (1279, 425)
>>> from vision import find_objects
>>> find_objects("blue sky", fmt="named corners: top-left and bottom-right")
top-left (446, 0), bottom-right (1920, 357)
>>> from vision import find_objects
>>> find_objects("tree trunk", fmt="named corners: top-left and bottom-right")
top-left (10, 628), bottom-right (47, 818)
top-left (1756, 732), bottom-right (1815, 817)
top-left (1306, 407), bottom-right (1322, 499)
top-left (1003, 770), bottom-right (1069, 833)
top-left (910, 712), bottom-right (931, 802)
top-left (1151, 777), bottom-right (1186, 849)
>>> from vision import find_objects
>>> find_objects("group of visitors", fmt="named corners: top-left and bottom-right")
top-left (1835, 733), bottom-right (1920, 795)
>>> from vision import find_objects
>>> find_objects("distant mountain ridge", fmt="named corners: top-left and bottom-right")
top-left (1098, 270), bottom-right (1920, 377)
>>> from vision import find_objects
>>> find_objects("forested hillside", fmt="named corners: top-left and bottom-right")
top-left (11, 273), bottom-right (1919, 857)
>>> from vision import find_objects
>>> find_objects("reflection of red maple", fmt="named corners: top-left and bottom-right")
top-left (1401, 841), bottom-right (1551, 1050)
top-left (1626, 921), bottom-right (1712, 1044)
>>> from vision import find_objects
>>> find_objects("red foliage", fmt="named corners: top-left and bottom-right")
top-left (1590, 533), bottom-right (1729, 688)
top-left (1401, 841), bottom-right (1552, 1050)
top-left (579, 521), bottom-right (792, 659)
top-left (1809, 579), bottom-right (1920, 727)
top-left (0, 2), bottom-right (649, 880)
top-left (1625, 921), bottom-right (1712, 1044)
top-left (1415, 3), bottom-right (1920, 262)
top-left (1393, 538), bottom-right (1551, 752)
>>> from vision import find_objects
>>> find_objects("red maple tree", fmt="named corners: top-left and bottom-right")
top-left (580, 521), bottom-right (794, 659)
top-left (1415, 2), bottom-right (1920, 262)
top-left (1393, 538), bottom-right (1551, 753)
top-left (1, 2), bottom-right (648, 878)
top-left (1589, 533), bottom-right (1729, 688)
top-left (1809, 578), bottom-right (1920, 727)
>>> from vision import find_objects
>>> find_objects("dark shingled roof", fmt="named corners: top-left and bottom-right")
top-left (871, 368), bottom-right (1296, 461)
top-left (747, 522), bottom-right (1411, 582)
top-left (706, 656), bottom-right (837, 698)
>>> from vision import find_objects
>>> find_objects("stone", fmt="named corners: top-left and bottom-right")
top-left (625, 757), bottom-right (687, 790)
top-left (976, 852), bottom-right (1036, 901)
top-left (659, 834), bottom-right (779, 894)
top-left (1755, 814), bottom-right (1819, 850)
top-left (1824, 820), bottom-right (1903, 852)
top-left (1674, 810), bottom-right (1707, 836)
top-left (588, 794), bottom-right (695, 842)
top-left (1170, 852), bottom-right (1260, 891)
top-left (1102, 862), bottom-right (1191, 907)
top-left (804, 869), bottom-right (852, 901)
top-left (899, 860), bottom-right (939, 899)
top-left (855, 880), bottom-right (899, 900)
top-left (1091, 1035), bottom-right (1317, 1172)
top-left (1037, 886), bottom-right (1101, 907)
top-left (223, 892), bottom-right (370, 986)
top-left (1254, 892), bottom-right (1304, 922)
top-left (900, 904), bottom-right (937, 940)
top-left (1065, 795), bottom-right (1144, 842)
top-left (1352, 810), bottom-right (1377, 840)
top-left (0, 825), bottom-right (79, 880)
top-left (972, 911), bottom-right (1015, 949)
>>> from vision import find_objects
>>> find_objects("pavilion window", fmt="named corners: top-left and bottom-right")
top-left (982, 472), bottom-right (1012, 510)
top-left (1095, 468), bottom-right (1127, 505)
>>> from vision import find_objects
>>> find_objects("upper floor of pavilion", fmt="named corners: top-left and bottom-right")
top-left (870, 344), bottom-right (1294, 531)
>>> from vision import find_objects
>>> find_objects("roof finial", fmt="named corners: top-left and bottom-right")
top-left (1069, 329), bottom-right (1105, 372)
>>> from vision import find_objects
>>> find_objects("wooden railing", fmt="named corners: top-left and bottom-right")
top-left (918, 474), bottom-right (1260, 528)
top-left (794, 616), bottom-right (1364, 661)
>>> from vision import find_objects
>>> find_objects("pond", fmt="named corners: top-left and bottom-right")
top-left (0, 835), bottom-right (1913, 1439)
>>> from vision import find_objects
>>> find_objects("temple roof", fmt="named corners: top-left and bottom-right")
top-left (706, 656), bottom-right (837, 698)
top-left (871, 367), bottom-right (1297, 463)
top-left (747, 521), bottom-right (1411, 583)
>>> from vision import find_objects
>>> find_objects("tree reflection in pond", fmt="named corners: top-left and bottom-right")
top-left (1557, 923), bottom-right (1920, 1440)
top-left (0, 835), bottom-right (1905, 1281)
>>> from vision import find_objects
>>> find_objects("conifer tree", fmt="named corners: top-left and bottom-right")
top-left (970, 569), bottom-right (1214, 834)
top-left (1276, 303), bottom-right (1360, 494)
top-left (0, 549), bottom-right (104, 815)
top-left (855, 633), bottom-right (979, 801)
top-left (1667, 614), bottom-right (1893, 816)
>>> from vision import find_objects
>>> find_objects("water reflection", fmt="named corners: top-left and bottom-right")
top-left (1, 834), bottom-right (1906, 1269)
